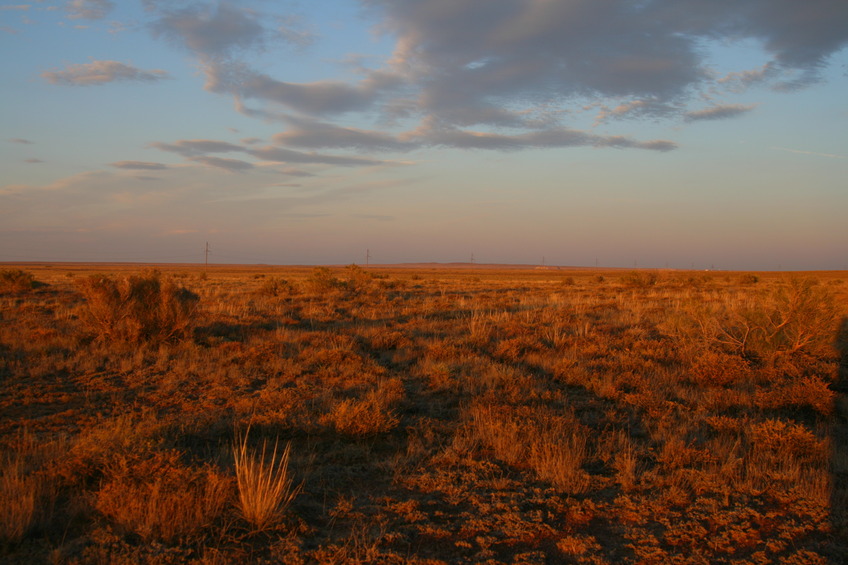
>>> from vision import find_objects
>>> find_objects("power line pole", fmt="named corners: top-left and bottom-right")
top-left (205, 242), bottom-right (211, 273)
top-left (366, 248), bottom-right (371, 267)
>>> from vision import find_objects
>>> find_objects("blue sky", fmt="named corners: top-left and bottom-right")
top-left (2, 0), bottom-right (846, 269)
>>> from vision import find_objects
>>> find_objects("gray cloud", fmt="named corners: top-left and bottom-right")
top-left (685, 104), bottom-right (757, 122)
top-left (151, 2), bottom-right (265, 58)
top-left (205, 61), bottom-right (401, 116)
top-left (247, 145), bottom-right (388, 167)
top-left (142, 0), bottom-right (847, 156)
top-left (66, 0), bottom-right (114, 20)
top-left (149, 136), bottom-right (392, 167)
top-left (42, 60), bottom-right (170, 86)
top-left (417, 124), bottom-right (676, 152)
top-left (24, 158), bottom-right (44, 163)
top-left (9, 138), bottom-right (33, 144)
top-left (272, 117), bottom-right (415, 152)
top-left (111, 161), bottom-right (169, 170)
top-left (270, 115), bottom-right (675, 153)
top-left (148, 139), bottom-right (243, 157)
top-left (188, 155), bottom-right (254, 172)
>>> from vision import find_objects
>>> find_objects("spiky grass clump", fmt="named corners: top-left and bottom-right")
top-left (233, 429), bottom-right (299, 531)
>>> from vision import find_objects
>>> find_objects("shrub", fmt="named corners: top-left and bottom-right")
top-left (77, 271), bottom-right (199, 344)
top-left (622, 271), bottom-right (658, 288)
top-left (673, 278), bottom-right (839, 364)
top-left (257, 277), bottom-right (292, 297)
top-left (304, 267), bottom-right (347, 293)
top-left (0, 269), bottom-right (37, 293)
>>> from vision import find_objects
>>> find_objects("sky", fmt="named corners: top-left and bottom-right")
top-left (1, 0), bottom-right (847, 270)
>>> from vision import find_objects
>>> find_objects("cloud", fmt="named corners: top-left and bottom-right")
top-left (148, 136), bottom-right (395, 167)
top-left (24, 158), bottom-right (43, 163)
top-left (269, 115), bottom-right (675, 153)
top-left (685, 104), bottom-right (757, 122)
top-left (42, 60), bottom-right (171, 86)
top-left (111, 161), bottom-right (169, 170)
top-left (148, 139), bottom-right (243, 157)
top-left (148, 1), bottom-right (312, 61)
top-left (151, 2), bottom-right (265, 58)
top-left (375, 0), bottom-right (845, 123)
top-left (772, 146), bottom-right (846, 159)
top-left (0, 5), bottom-right (30, 11)
top-left (205, 61), bottom-right (400, 116)
top-left (272, 117), bottom-right (416, 152)
top-left (247, 145), bottom-right (389, 167)
top-left (416, 123), bottom-right (676, 152)
top-left (139, 0), bottom-right (848, 158)
top-left (9, 138), bottom-right (33, 144)
top-left (188, 155), bottom-right (254, 172)
top-left (66, 0), bottom-right (114, 20)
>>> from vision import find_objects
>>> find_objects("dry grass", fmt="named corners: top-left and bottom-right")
top-left (0, 263), bottom-right (845, 563)
top-left (233, 428), bottom-right (299, 531)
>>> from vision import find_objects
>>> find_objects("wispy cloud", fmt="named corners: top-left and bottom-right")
top-left (772, 146), bottom-right (846, 159)
top-left (65, 0), bottom-right (114, 20)
top-left (685, 104), bottom-right (757, 122)
top-left (111, 161), bottom-right (169, 170)
top-left (42, 60), bottom-right (171, 86)
top-left (9, 137), bottom-right (33, 144)
top-left (188, 155), bottom-right (255, 172)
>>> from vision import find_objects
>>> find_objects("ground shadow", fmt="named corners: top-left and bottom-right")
top-left (830, 317), bottom-right (848, 562)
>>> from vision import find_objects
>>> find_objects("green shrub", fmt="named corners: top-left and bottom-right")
top-left (77, 271), bottom-right (199, 343)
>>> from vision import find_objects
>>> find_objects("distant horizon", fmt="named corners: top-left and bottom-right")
top-left (2, 258), bottom-right (844, 273)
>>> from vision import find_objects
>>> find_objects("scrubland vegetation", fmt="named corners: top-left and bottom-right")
top-left (1, 263), bottom-right (846, 564)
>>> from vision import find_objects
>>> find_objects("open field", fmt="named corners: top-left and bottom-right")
top-left (1, 263), bottom-right (847, 564)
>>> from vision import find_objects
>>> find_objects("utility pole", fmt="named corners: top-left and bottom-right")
top-left (366, 248), bottom-right (371, 267)
top-left (205, 242), bottom-right (211, 273)
top-left (470, 252), bottom-right (475, 264)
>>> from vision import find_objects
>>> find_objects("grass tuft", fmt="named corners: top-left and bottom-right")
top-left (233, 428), bottom-right (299, 531)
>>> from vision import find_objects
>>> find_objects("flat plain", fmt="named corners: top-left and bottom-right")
top-left (1, 263), bottom-right (846, 564)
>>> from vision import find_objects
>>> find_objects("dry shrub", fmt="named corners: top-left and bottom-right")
top-left (233, 429), bottom-right (299, 531)
top-left (77, 271), bottom-right (199, 343)
top-left (304, 267), bottom-right (347, 293)
top-left (686, 350), bottom-right (753, 388)
top-left (468, 404), bottom-right (589, 493)
top-left (95, 450), bottom-right (232, 544)
top-left (622, 271), bottom-right (658, 288)
top-left (256, 277), bottom-right (293, 297)
top-left (324, 379), bottom-right (404, 436)
top-left (750, 419), bottom-right (827, 464)
top-left (754, 375), bottom-right (835, 415)
top-left (0, 269), bottom-right (37, 293)
top-left (675, 278), bottom-right (839, 364)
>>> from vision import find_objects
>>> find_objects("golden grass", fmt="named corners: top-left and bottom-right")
top-left (0, 262), bottom-right (845, 563)
top-left (233, 428), bottom-right (299, 531)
